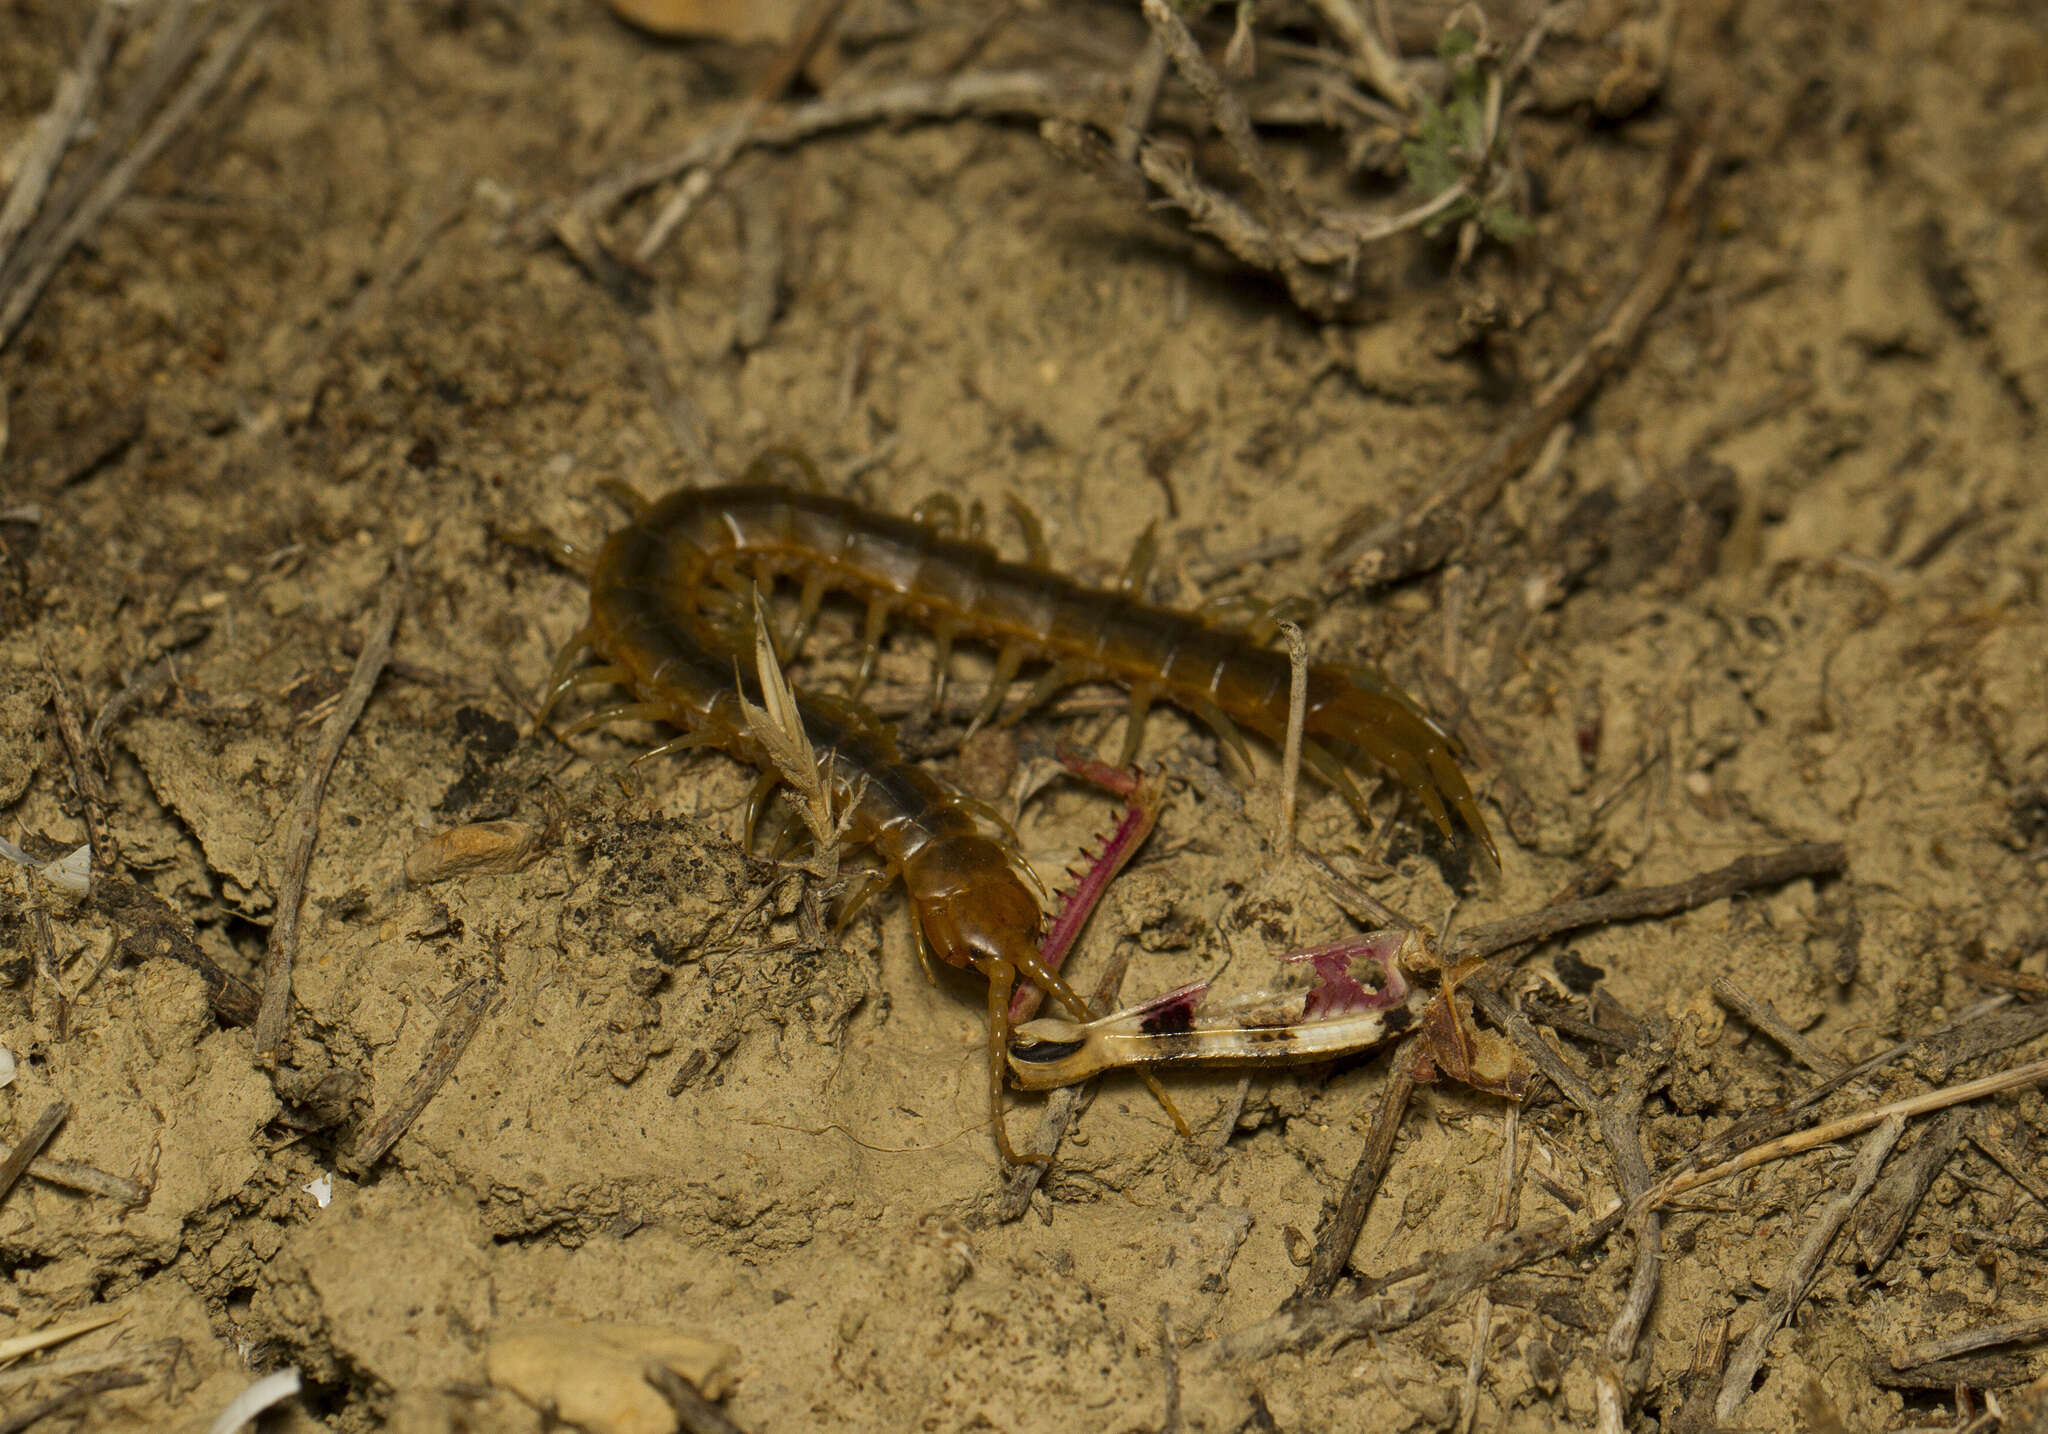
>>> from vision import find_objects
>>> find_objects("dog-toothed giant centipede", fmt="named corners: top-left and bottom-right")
top-left (535, 453), bottom-right (1493, 1162)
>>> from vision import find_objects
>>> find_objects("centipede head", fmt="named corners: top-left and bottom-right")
top-left (901, 832), bottom-right (1045, 974)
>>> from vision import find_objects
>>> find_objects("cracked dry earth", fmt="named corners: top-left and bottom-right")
top-left (3, 0), bottom-right (2048, 1431)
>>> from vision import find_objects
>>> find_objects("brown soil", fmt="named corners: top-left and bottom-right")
top-left (3, 1), bottom-right (2046, 1431)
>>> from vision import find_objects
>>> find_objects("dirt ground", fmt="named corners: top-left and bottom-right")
top-left (3, 0), bottom-right (2047, 1430)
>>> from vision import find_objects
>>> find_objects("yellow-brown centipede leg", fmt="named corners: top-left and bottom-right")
top-left (982, 960), bottom-right (1044, 1166)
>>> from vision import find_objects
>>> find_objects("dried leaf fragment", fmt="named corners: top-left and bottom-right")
top-left (602, 0), bottom-right (806, 44)
top-left (403, 820), bottom-right (543, 885)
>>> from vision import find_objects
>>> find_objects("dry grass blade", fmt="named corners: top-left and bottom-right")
top-left (736, 590), bottom-right (842, 881)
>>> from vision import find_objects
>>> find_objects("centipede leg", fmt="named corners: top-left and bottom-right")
top-left (964, 642), bottom-right (1028, 739)
top-left (533, 624), bottom-right (596, 726)
top-left (983, 961), bottom-right (1043, 1166)
top-left (851, 596), bottom-right (893, 696)
top-left (927, 620), bottom-right (958, 713)
top-left (500, 526), bottom-right (596, 577)
top-left (832, 867), bottom-right (890, 932)
top-left (1006, 495), bottom-right (1051, 566)
top-left (998, 662), bottom-right (1076, 727)
top-left (911, 492), bottom-right (962, 533)
top-left (1116, 521), bottom-right (1160, 596)
top-left (1189, 695), bottom-right (1256, 775)
top-left (787, 568), bottom-right (830, 656)
top-left (1297, 739), bottom-right (1370, 824)
top-left (632, 731), bottom-right (718, 767)
top-left (1116, 682), bottom-right (1157, 768)
top-left (560, 702), bottom-right (672, 736)
top-left (596, 478), bottom-right (651, 516)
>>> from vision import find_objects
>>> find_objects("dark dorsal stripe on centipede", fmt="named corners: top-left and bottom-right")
top-left (585, 480), bottom-right (1496, 865)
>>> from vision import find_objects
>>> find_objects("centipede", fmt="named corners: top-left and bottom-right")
top-left (534, 452), bottom-right (1495, 1162)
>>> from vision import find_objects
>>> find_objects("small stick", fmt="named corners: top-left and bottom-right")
top-left (1322, 126), bottom-right (1716, 591)
top-left (1458, 1105), bottom-right (1519, 1433)
top-left (1139, 0), bottom-right (1301, 235)
top-left (631, 0), bottom-right (847, 264)
top-left (1592, 1058), bottom-right (1664, 1434)
top-left (1892, 1312), bottom-right (2048, 1371)
top-left (644, 1361), bottom-right (750, 1434)
top-left (1303, 0), bottom-right (1412, 110)
top-left (27, 1156), bottom-right (149, 1205)
top-left (0, 1338), bottom-right (182, 1394)
top-left (571, 70), bottom-right (1118, 222)
top-left (342, 975), bottom-right (495, 1173)
top-left (1157, 1304), bottom-right (1181, 1434)
top-left (1647, 1056), bottom-right (2048, 1211)
top-left (27, 878), bottom-right (69, 1040)
top-left (255, 556), bottom-right (407, 1061)
top-left (1273, 620), bottom-right (1309, 861)
top-left (0, 1101), bottom-right (70, 1211)
top-left (0, 5), bottom-right (271, 350)
top-left (0, 3), bottom-right (119, 283)
top-left (87, 656), bottom-right (177, 756)
top-left (1292, 1052), bottom-right (1415, 1302)
top-left (1712, 1115), bottom-right (1904, 1423)
top-left (1711, 975), bottom-right (1839, 1077)
top-left (1442, 842), bottom-right (1845, 964)
top-left (1214, 1204), bottom-right (1627, 1363)
top-left (41, 656), bottom-right (116, 869)
top-left (1849, 1105), bottom-right (1968, 1273)
top-left (1116, 34), bottom-right (1168, 165)
top-left (1966, 1123), bottom-right (2048, 1210)
top-left (1687, 996), bottom-right (2011, 1172)
top-left (1958, 960), bottom-right (2048, 996)
top-left (0, 1370), bottom-right (146, 1434)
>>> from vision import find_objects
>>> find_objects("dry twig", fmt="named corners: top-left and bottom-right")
top-left (1292, 1053), bottom-right (1415, 1303)
top-left (255, 556), bottom-right (408, 1061)
top-left (644, 1360), bottom-right (750, 1434)
top-left (343, 974), bottom-right (496, 1173)
top-left (1322, 126), bottom-right (1717, 591)
top-left (0, 4), bottom-right (271, 350)
top-left (1442, 842), bottom-right (1845, 964)
top-left (0, 1101), bottom-right (70, 1212)
top-left (1713, 1116), bottom-right (1905, 1423)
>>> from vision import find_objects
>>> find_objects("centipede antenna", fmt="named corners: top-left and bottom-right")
top-left (560, 702), bottom-right (672, 736)
top-left (1116, 681), bottom-right (1157, 768)
top-left (927, 620), bottom-right (957, 712)
top-left (788, 568), bottom-right (830, 656)
top-left (595, 478), bottom-right (651, 516)
top-left (1116, 520), bottom-right (1160, 596)
top-left (1189, 695), bottom-right (1256, 775)
top-left (851, 596), bottom-right (893, 696)
top-left (1006, 494), bottom-right (1050, 566)
top-left (964, 641), bottom-right (1029, 739)
top-left (1000, 661), bottom-right (1076, 726)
